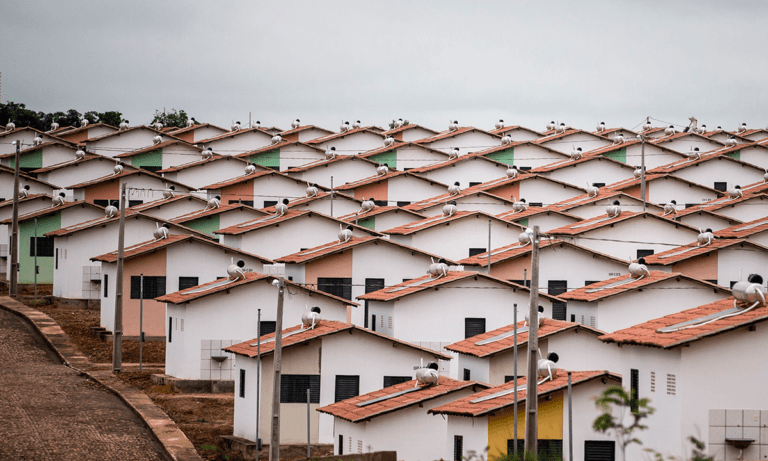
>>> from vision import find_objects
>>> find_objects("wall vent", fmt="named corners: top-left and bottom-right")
top-left (667, 374), bottom-right (676, 395)
top-left (650, 371), bottom-right (655, 392)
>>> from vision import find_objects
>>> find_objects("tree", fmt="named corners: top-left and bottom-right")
top-left (150, 108), bottom-right (191, 129)
top-left (0, 101), bottom-right (122, 130)
top-left (593, 385), bottom-right (654, 461)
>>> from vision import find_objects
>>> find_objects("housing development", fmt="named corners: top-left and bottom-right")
top-left (3, 116), bottom-right (768, 461)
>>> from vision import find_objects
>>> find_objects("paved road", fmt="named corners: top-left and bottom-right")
top-left (0, 308), bottom-right (165, 460)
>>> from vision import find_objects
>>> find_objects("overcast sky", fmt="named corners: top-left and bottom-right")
top-left (3, 1), bottom-right (767, 133)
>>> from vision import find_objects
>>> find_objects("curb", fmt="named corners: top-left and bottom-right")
top-left (0, 297), bottom-right (203, 461)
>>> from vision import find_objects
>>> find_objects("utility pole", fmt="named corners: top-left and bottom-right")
top-left (256, 308), bottom-right (262, 453)
top-left (513, 303), bottom-right (519, 456)
top-left (34, 218), bottom-right (38, 302)
top-left (269, 277), bottom-right (286, 461)
top-left (139, 273), bottom-right (144, 372)
top-left (112, 183), bottom-right (127, 373)
top-left (568, 371), bottom-right (574, 461)
top-left (640, 134), bottom-right (646, 212)
top-left (330, 176), bottom-right (334, 217)
top-left (487, 220), bottom-right (492, 274)
top-left (524, 226), bottom-right (541, 456)
top-left (10, 140), bottom-right (20, 298)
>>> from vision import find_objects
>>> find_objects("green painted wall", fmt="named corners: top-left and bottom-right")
top-left (517, 218), bottom-right (529, 227)
top-left (185, 215), bottom-right (221, 240)
top-left (357, 217), bottom-right (375, 230)
top-left (130, 150), bottom-right (163, 168)
top-left (250, 149), bottom-right (280, 168)
top-left (727, 150), bottom-right (741, 160)
top-left (368, 150), bottom-right (397, 170)
top-left (485, 148), bottom-right (514, 164)
top-left (603, 147), bottom-right (626, 163)
top-left (10, 149), bottom-right (43, 169)
top-left (19, 212), bottom-right (61, 284)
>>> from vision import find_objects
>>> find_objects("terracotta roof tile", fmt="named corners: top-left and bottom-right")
top-left (305, 128), bottom-right (385, 145)
top-left (157, 154), bottom-right (249, 173)
top-left (548, 211), bottom-right (699, 236)
top-left (66, 169), bottom-right (194, 191)
top-left (409, 151), bottom-right (509, 173)
top-left (202, 169), bottom-right (280, 190)
top-left (495, 206), bottom-right (582, 223)
top-left (338, 206), bottom-right (426, 222)
top-left (234, 140), bottom-right (326, 158)
top-left (215, 209), bottom-right (380, 236)
top-left (381, 124), bottom-right (440, 136)
top-left (530, 155), bottom-right (633, 174)
top-left (128, 194), bottom-right (208, 211)
top-left (489, 125), bottom-right (542, 136)
top-left (0, 194), bottom-right (52, 209)
top-left (0, 201), bottom-right (103, 225)
top-left (641, 239), bottom-right (765, 265)
top-left (115, 139), bottom-right (201, 158)
top-left (647, 146), bottom-right (751, 174)
top-left (275, 236), bottom-right (455, 265)
top-left (278, 125), bottom-right (334, 137)
top-left (83, 125), bottom-right (169, 143)
top-left (166, 123), bottom-right (227, 136)
top-left (687, 193), bottom-right (768, 215)
top-left (384, 210), bottom-right (523, 235)
top-left (559, 271), bottom-right (723, 302)
top-left (715, 216), bottom-right (768, 239)
top-left (650, 131), bottom-right (726, 146)
top-left (259, 191), bottom-right (354, 213)
top-left (171, 203), bottom-right (266, 223)
top-left (284, 154), bottom-right (380, 173)
top-left (29, 153), bottom-right (136, 174)
top-left (195, 126), bottom-right (273, 144)
top-left (414, 127), bottom-right (500, 144)
top-left (0, 140), bottom-right (79, 159)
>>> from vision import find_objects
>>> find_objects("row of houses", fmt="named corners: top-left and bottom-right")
top-left (3, 117), bottom-right (768, 461)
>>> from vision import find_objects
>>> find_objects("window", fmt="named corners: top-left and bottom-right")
top-left (239, 369), bottom-right (245, 398)
top-left (128, 200), bottom-right (143, 207)
top-left (552, 302), bottom-right (567, 321)
top-left (168, 317), bottom-right (172, 343)
top-left (317, 277), bottom-right (352, 300)
top-left (259, 321), bottom-right (276, 336)
top-left (371, 315), bottom-right (376, 332)
top-left (585, 441), bottom-right (615, 461)
top-left (29, 236), bottom-right (54, 257)
top-left (364, 279), bottom-right (385, 329)
top-left (263, 200), bottom-right (277, 208)
top-left (339, 435), bottom-right (343, 455)
top-left (465, 318), bottom-right (486, 339)
top-left (280, 375), bottom-right (320, 403)
top-left (373, 200), bottom-right (388, 206)
top-left (334, 375), bottom-right (360, 402)
top-left (730, 281), bottom-right (738, 288)
top-left (469, 182), bottom-right (481, 187)
top-left (463, 368), bottom-right (471, 381)
top-left (714, 182), bottom-right (727, 192)
top-left (511, 279), bottom-right (531, 288)
top-left (396, 201), bottom-right (411, 207)
top-left (570, 314), bottom-right (576, 322)
top-left (547, 280), bottom-right (568, 296)
top-left (469, 248), bottom-right (487, 257)
top-left (454, 436), bottom-right (463, 461)
top-left (630, 369), bottom-right (639, 412)
top-left (55, 249), bottom-right (58, 269)
top-left (228, 200), bottom-right (254, 207)
top-left (178, 277), bottom-right (199, 290)
top-left (504, 376), bottom-right (522, 383)
top-left (507, 440), bottom-right (524, 456)
top-left (103, 274), bottom-right (109, 297)
top-left (519, 166), bottom-right (532, 171)
top-left (139, 165), bottom-right (162, 173)
top-left (130, 276), bottom-right (166, 299)
top-left (592, 183), bottom-right (606, 188)
top-left (507, 440), bottom-right (560, 457)
top-left (636, 249), bottom-right (654, 259)
top-left (585, 280), bottom-right (599, 286)
top-left (383, 376), bottom-right (411, 387)
top-left (666, 374), bottom-right (676, 395)
top-left (685, 203), bottom-right (697, 208)
top-left (706, 279), bottom-right (718, 285)
top-left (94, 199), bottom-right (117, 208)
top-left (529, 202), bottom-right (543, 207)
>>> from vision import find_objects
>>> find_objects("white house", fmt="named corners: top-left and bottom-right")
top-left (195, 127), bottom-right (274, 155)
top-left (279, 124), bottom-right (335, 143)
top-left (0, 194), bottom-right (53, 279)
top-left (306, 128), bottom-right (387, 155)
top-left (490, 125), bottom-right (542, 142)
top-left (586, 139), bottom-right (685, 170)
top-left (171, 204), bottom-right (267, 241)
top-left (114, 139), bottom-right (203, 172)
top-left (0, 141), bottom-right (82, 172)
top-left (30, 154), bottom-right (140, 189)
top-left (550, 189), bottom-right (664, 219)
top-left (693, 193), bottom-right (768, 223)
top-left (649, 151), bottom-right (766, 194)
top-left (658, 208), bottom-right (742, 232)
top-left (67, 169), bottom-right (194, 207)
top-left (54, 123), bottom-right (117, 145)
top-left (532, 156), bottom-right (637, 190)
top-left (475, 174), bottom-right (587, 207)
top-left (338, 206), bottom-right (426, 232)
top-left (285, 155), bottom-right (382, 189)
top-left (334, 170), bottom-right (448, 207)
top-left (534, 129), bottom-right (612, 155)
top-left (84, 125), bottom-right (171, 158)
top-left (0, 127), bottom-right (63, 156)
top-left (495, 207), bottom-right (582, 231)
top-left (381, 123), bottom-right (440, 142)
top-left (607, 174), bottom-right (723, 209)
top-left (167, 123), bottom-right (229, 143)
top-left (410, 152), bottom-right (516, 188)
top-left (0, 165), bottom-right (59, 200)
top-left (359, 141), bottom-right (449, 171)
top-left (414, 126), bottom-right (501, 156)
top-left (261, 190), bottom-right (363, 218)
top-left (236, 140), bottom-right (326, 171)
top-left (203, 169), bottom-right (317, 209)
top-left (715, 217), bottom-right (768, 247)
top-left (650, 132), bottom-right (725, 154)
top-left (475, 141), bottom-right (570, 171)
top-left (157, 155), bottom-right (253, 190)
top-left (404, 189), bottom-right (517, 217)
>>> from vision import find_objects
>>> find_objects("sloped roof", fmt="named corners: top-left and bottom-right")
top-left (51, 123), bottom-right (117, 139)
top-left (194, 126), bottom-right (274, 144)
top-left (458, 239), bottom-right (626, 267)
top-left (414, 126), bottom-right (501, 144)
top-left (66, 169), bottom-right (194, 191)
top-left (157, 154), bottom-right (249, 173)
top-left (0, 140), bottom-right (79, 159)
top-left (403, 189), bottom-right (515, 213)
top-left (215, 209), bottom-right (381, 236)
top-left (0, 201), bottom-right (104, 225)
top-left (495, 206), bottom-right (583, 223)
top-left (305, 128), bottom-right (385, 145)
top-left (128, 194), bottom-right (208, 212)
top-left (202, 169), bottom-right (297, 190)
top-left (641, 239), bottom-right (766, 265)
top-left (549, 190), bottom-right (656, 212)
top-left (559, 271), bottom-right (725, 302)
top-left (278, 125), bottom-right (335, 137)
top-left (171, 203), bottom-right (267, 223)
top-left (534, 129), bottom-right (605, 144)
top-left (689, 193), bottom-right (768, 214)
top-left (234, 139), bottom-right (326, 158)
top-left (338, 206), bottom-right (426, 222)
top-left (548, 211), bottom-right (700, 236)
top-left (283, 154), bottom-right (381, 173)
top-left (647, 146), bottom-right (755, 174)
top-left (45, 210), bottom-right (211, 240)
top-left (166, 123), bottom-right (227, 136)
top-left (381, 123), bottom-right (440, 137)
top-left (650, 131), bottom-right (725, 147)
top-left (83, 125), bottom-right (169, 143)
top-left (409, 151), bottom-right (510, 174)
top-left (530, 154), bottom-right (635, 174)
top-left (489, 125), bottom-right (542, 136)
top-left (715, 216), bottom-right (768, 239)
top-left (29, 153), bottom-right (135, 174)
top-left (384, 210), bottom-right (523, 235)
top-left (115, 139), bottom-right (201, 158)
top-left (0, 194), bottom-right (52, 209)
top-left (275, 236), bottom-right (455, 265)
top-left (0, 164), bottom-right (63, 189)
top-left (606, 173), bottom-right (725, 197)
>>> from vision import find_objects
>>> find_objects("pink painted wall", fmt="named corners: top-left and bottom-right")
top-left (671, 253), bottom-right (718, 281)
top-left (122, 249), bottom-right (167, 338)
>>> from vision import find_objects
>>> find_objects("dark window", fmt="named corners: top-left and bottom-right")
top-left (630, 368), bottom-right (639, 413)
top-left (685, 203), bottom-right (697, 208)
top-left (280, 375), bottom-right (320, 403)
top-left (469, 248), bottom-right (486, 257)
top-left (364, 279), bottom-right (385, 329)
top-left (636, 249), bottom-right (654, 259)
top-left (547, 280), bottom-right (568, 296)
top-left (383, 376), bottom-right (411, 387)
top-left (552, 302), bottom-right (567, 321)
top-left (706, 279), bottom-right (718, 285)
top-left (585, 440), bottom-right (616, 461)
top-left (139, 165), bottom-right (162, 173)
top-left (714, 182), bottom-right (727, 192)
top-left (168, 317), bottom-right (172, 343)
top-left (504, 376), bottom-right (522, 383)
top-left (571, 314), bottom-right (576, 322)
top-left (508, 440), bottom-right (524, 456)
top-left (465, 318), bottom-right (486, 339)
top-left (228, 200), bottom-right (254, 206)
top-left (463, 368), bottom-right (471, 381)
top-left (519, 166), bottom-right (532, 171)
top-left (528, 202), bottom-right (543, 207)
top-left (55, 249), bottom-right (58, 269)
top-left (509, 440), bottom-right (562, 458)
top-left (469, 182), bottom-right (481, 187)
top-left (104, 274), bottom-right (109, 297)
top-left (130, 276), bottom-right (166, 299)
top-left (402, 278), bottom-right (412, 283)
top-left (372, 200), bottom-right (387, 207)
top-left (454, 436), bottom-right (463, 461)
top-left (585, 280), bottom-right (600, 286)
top-left (730, 281), bottom-right (738, 288)
top-left (371, 315), bottom-right (376, 332)
top-left (128, 200), bottom-right (143, 207)
top-left (396, 201), bottom-right (411, 207)
top-left (263, 200), bottom-right (277, 208)
top-left (511, 279), bottom-right (531, 288)
top-left (259, 321), bottom-right (276, 336)
top-left (339, 435), bottom-right (344, 455)
top-left (178, 277), bottom-right (199, 290)
top-left (334, 375), bottom-right (360, 402)
top-left (29, 236), bottom-right (54, 257)
top-left (592, 183), bottom-right (606, 188)
top-left (317, 277), bottom-right (352, 300)
top-left (239, 369), bottom-right (245, 398)
top-left (94, 199), bottom-right (117, 208)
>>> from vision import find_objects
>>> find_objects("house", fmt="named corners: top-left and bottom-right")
top-left (715, 217), bottom-right (768, 247)
top-left (586, 139), bottom-right (685, 170)
top-left (84, 125), bottom-right (173, 158)
top-left (430, 370), bottom-right (622, 461)
top-left (0, 194), bottom-right (54, 279)
top-left (278, 124), bottom-right (335, 143)
top-left (47, 210), bottom-right (211, 300)
top-left (277, 236), bottom-right (456, 327)
top-left (475, 141), bottom-right (570, 170)
top-left (735, 127), bottom-right (768, 142)
top-left (409, 152), bottom-right (520, 188)
top-left (203, 169), bottom-right (322, 209)
top-left (260, 190), bottom-right (363, 218)
top-left (489, 125), bottom-right (542, 142)
top-left (607, 174), bottom-right (723, 208)
top-left (404, 189), bottom-right (517, 217)
top-left (534, 129), bottom-right (612, 155)
top-left (474, 174), bottom-right (587, 206)
top-left (702, 128), bottom-right (753, 145)
top-left (338, 206), bottom-right (426, 232)
top-left (642, 239), bottom-right (768, 288)
top-left (357, 270), bottom-right (564, 378)
top-left (0, 141), bottom-right (82, 172)
top-left (157, 155), bottom-right (252, 190)
top-left (559, 271), bottom-right (729, 332)
top-left (0, 165), bottom-right (59, 200)
top-left (727, 142), bottom-right (768, 169)
top-left (548, 209), bottom-right (701, 260)
top-left (31, 154), bottom-right (140, 189)
top-left (215, 209), bottom-right (380, 260)
top-left (93, 234), bottom-right (272, 340)
top-left (600, 293), bottom-right (768, 461)
top-left (226, 319), bottom-right (453, 445)
top-left (166, 123), bottom-right (228, 143)
top-left (318, 376), bottom-right (486, 458)
top-left (1, 201), bottom-right (105, 284)
top-left (305, 128), bottom-right (387, 155)
top-left (114, 139), bottom-right (203, 172)
top-left (385, 211), bottom-right (524, 260)
top-left (458, 239), bottom-right (628, 297)
top-left (171, 204), bottom-right (267, 241)
top-left (0, 127), bottom-right (62, 156)
top-left (53, 123), bottom-right (117, 144)
top-left (67, 169), bottom-right (194, 207)
top-left (550, 189), bottom-right (663, 219)
top-left (359, 141), bottom-right (449, 171)
top-left (285, 155), bottom-right (382, 189)
top-left (692, 193), bottom-right (768, 222)
top-left (446, 319), bottom-right (609, 386)
top-left (531, 156), bottom-right (637, 190)
top-left (334, 170), bottom-right (448, 207)
top-left (496, 206), bottom-right (582, 231)
top-left (649, 131), bottom-right (724, 154)
top-left (195, 127), bottom-right (274, 155)
top-left (381, 123), bottom-right (440, 142)
top-left (593, 127), bottom-right (637, 141)
top-left (657, 207), bottom-right (742, 232)
top-left (236, 140), bottom-right (326, 171)
top-left (414, 126), bottom-right (501, 155)
top-left (127, 195), bottom-right (209, 220)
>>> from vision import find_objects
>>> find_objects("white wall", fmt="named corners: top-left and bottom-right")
top-left (164, 157), bottom-right (248, 190)
top-left (564, 196), bottom-right (657, 219)
top-left (420, 131), bottom-right (500, 155)
top-left (290, 160), bottom-right (379, 189)
top-left (508, 144), bottom-right (569, 169)
top-left (737, 146), bottom-right (768, 170)
top-left (202, 131), bottom-right (273, 155)
top-left (543, 160), bottom-right (635, 190)
top-left (0, 172), bottom-right (55, 199)
top-left (714, 199), bottom-right (768, 222)
top-left (418, 195), bottom-right (514, 217)
top-left (249, 175), bottom-right (310, 209)
top-left (385, 175), bottom-right (448, 204)
top-left (516, 177), bottom-right (585, 205)
top-left (656, 137), bottom-right (724, 154)
top-left (672, 160), bottom-right (764, 193)
top-left (86, 130), bottom-right (157, 157)
top-left (539, 133), bottom-right (611, 154)
top-left (278, 145), bottom-right (326, 171)
top-left (647, 178), bottom-right (720, 207)
top-left (717, 246), bottom-right (768, 287)
top-left (312, 132), bottom-right (385, 155)
top-left (38, 159), bottom-right (125, 188)
top-left (418, 160), bottom-right (510, 188)
top-left (134, 199), bottom-right (206, 220)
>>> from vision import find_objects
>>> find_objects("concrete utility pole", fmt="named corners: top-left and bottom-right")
top-left (34, 218), bottom-right (38, 302)
top-left (112, 183), bottom-right (127, 373)
top-left (524, 226), bottom-right (541, 456)
top-left (487, 220), bottom-right (492, 274)
top-left (10, 140), bottom-right (20, 298)
top-left (256, 308), bottom-right (262, 453)
top-left (568, 371), bottom-right (574, 461)
top-left (269, 277), bottom-right (286, 461)
top-left (330, 176), bottom-right (334, 217)
top-left (640, 134), bottom-right (647, 212)
top-left (513, 303), bottom-right (519, 456)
